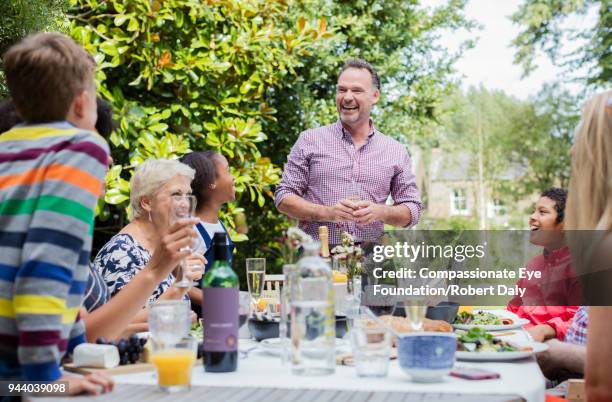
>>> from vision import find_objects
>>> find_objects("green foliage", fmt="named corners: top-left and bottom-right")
top-left (419, 216), bottom-right (480, 231)
top-left (499, 83), bottom-right (578, 196)
top-left (243, 0), bottom-right (475, 267)
top-left (512, 0), bottom-right (611, 85)
top-left (62, 0), bottom-right (475, 269)
top-left (435, 85), bottom-right (577, 228)
top-left (438, 86), bottom-right (522, 195)
top-left (0, 70), bottom-right (7, 100)
top-left (0, 0), bottom-right (68, 98)
top-left (262, 0), bottom-right (476, 166)
top-left (68, 0), bottom-right (330, 241)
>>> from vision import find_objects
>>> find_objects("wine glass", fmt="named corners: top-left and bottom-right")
top-left (246, 258), bottom-right (265, 306)
top-left (169, 194), bottom-right (198, 288)
top-left (239, 291), bottom-right (251, 328)
top-left (403, 298), bottom-right (428, 331)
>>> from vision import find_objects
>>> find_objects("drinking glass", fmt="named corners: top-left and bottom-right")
top-left (350, 309), bottom-right (391, 377)
top-left (148, 300), bottom-right (191, 345)
top-left (169, 195), bottom-right (198, 288)
top-left (349, 181), bottom-right (364, 232)
top-left (403, 299), bottom-right (428, 331)
top-left (239, 291), bottom-right (251, 328)
top-left (151, 337), bottom-right (197, 393)
top-left (246, 258), bottom-right (265, 303)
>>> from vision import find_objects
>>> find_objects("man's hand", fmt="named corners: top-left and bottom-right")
top-left (325, 199), bottom-right (358, 222)
top-left (527, 324), bottom-right (556, 342)
top-left (58, 372), bottom-right (114, 395)
top-left (352, 200), bottom-right (387, 224)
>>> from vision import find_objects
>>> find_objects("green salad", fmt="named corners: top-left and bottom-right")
top-left (457, 328), bottom-right (525, 353)
top-left (454, 311), bottom-right (504, 326)
top-left (190, 322), bottom-right (203, 339)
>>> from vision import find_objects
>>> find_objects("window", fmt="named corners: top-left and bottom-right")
top-left (487, 199), bottom-right (507, 218)
top-left (450, 189), bottom-right (468, 216)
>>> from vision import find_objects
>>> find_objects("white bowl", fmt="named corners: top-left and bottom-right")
top-left (396, 332), bottom-right (457, 382)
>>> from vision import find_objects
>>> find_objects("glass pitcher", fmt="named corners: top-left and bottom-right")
top-left (290, 242), bottom-right (335, 376)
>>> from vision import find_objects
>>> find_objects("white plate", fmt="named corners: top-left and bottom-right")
top-left (453, 318), bottom-right (530, 331)
top-left (259, 338), bottom-right (348, 356)
top-left (456, 342), bottom-right (548, 361)
top-left (453, 310), bottom-right (530, 331)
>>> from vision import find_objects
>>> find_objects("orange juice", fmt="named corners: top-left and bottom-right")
top-left (151, 349), bottom-right (195, 387)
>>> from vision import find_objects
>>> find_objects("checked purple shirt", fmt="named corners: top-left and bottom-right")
top-left (275, 120), bottom-right (422, 245)
top-left (565, 306), bottom-right (588, 346)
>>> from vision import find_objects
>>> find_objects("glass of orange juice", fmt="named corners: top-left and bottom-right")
top-left (151, 337), bottom-right (197, 393)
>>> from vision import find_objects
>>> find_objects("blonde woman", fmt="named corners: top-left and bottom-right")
top-left (93, 159), bottom-right (205, 304)
top-left (565, 90), bottom-right (612, 401)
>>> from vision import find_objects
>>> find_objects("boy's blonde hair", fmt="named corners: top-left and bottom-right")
top-left (2, 32), bottom-right (96, 123)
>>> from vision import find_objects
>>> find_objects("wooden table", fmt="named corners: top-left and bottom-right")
top-left (29, 383), bottom-right (524, 402)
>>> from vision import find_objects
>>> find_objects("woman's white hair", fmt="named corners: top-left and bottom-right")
top-left (130, 158), bottom-right (195, 219)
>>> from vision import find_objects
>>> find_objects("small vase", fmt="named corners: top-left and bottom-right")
top-left (346, 276), bottom-right (354, 295)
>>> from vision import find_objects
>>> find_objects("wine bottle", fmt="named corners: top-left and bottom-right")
top-left (202, 232), bottom-right (239, 372)
top-left (319, 226), bottom-right (331, 263)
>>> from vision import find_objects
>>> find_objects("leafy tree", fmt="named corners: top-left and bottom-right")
top-left (512, 0), bottom-right (611, 85)
top-left (499, 83), bottom-right (578, 197)
top-left (0, 0), bottom-right (68, 98)
top-left (436, 86), bottom-right (519, 229)
top-left (263, 0), bottom-right (476, 166)
top-left (434, 85), bottom-right (577, 228)
top-left (242, 0), bottom-right (475, 269)
top-left (67, 0), bottom-right (331, 251)
top-left (65, 0), bottom-right (475, 270)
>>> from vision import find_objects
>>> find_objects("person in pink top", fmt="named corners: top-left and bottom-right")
top-left (274, 59), bottom-right (422, 245)
top-left (507, 188), bottom-right (581, 342)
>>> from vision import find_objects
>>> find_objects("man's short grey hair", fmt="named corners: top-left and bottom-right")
top-left (339, 59), bottom-right (380, 91)
top-left (130, 158), bottom-right (195, 219)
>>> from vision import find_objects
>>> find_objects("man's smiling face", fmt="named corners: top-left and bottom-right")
top-left (335, 67), bottom-right (380, 129)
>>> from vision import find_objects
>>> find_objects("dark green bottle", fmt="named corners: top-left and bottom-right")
top-left (202, 232), bottom-right (239, 372)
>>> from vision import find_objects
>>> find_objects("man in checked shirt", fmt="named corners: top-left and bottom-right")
top-left (274, 59), bottom-right (422, 246)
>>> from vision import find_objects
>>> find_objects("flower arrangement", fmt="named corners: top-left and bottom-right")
top-left (331, 231), bottom-right (365, 279)
top-left (280, 227), bottom-right (313, 264)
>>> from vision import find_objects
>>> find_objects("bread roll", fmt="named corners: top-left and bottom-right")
top-left (376, 315), bottom-right (452, 346)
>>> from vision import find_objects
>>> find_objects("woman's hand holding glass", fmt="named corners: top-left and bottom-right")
top-left (182, 253), bottom-right (206, 284)
top-left (148, 218), bottom-right (199, 281)
top-left (168, 195), bottom-right (198, 288)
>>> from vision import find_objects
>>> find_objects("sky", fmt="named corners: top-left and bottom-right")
top-left (428, 0), bottom-right (596, 100)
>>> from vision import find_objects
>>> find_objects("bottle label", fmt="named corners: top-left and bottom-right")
top-left (202, 287), bottom-right (239, 352)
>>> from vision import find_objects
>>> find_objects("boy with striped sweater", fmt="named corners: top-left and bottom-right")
top-left (0, 33), bottom-right (113, 394)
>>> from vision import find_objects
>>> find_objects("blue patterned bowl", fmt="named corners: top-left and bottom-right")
top-left (397, 332), bottom-right (457, 382)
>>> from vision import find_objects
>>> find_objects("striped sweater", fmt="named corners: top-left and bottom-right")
top-left (0, 122), bottom-right (109, 381)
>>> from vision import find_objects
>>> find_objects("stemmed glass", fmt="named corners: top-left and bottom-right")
top-left (239, 291), bottom-right (251, 328)
top-left (403, 298), bottom-right (428, 331)
top-left (169, 194), bottom-right (198, 288)
top-left (246, 258), bottom-right (265, 306)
